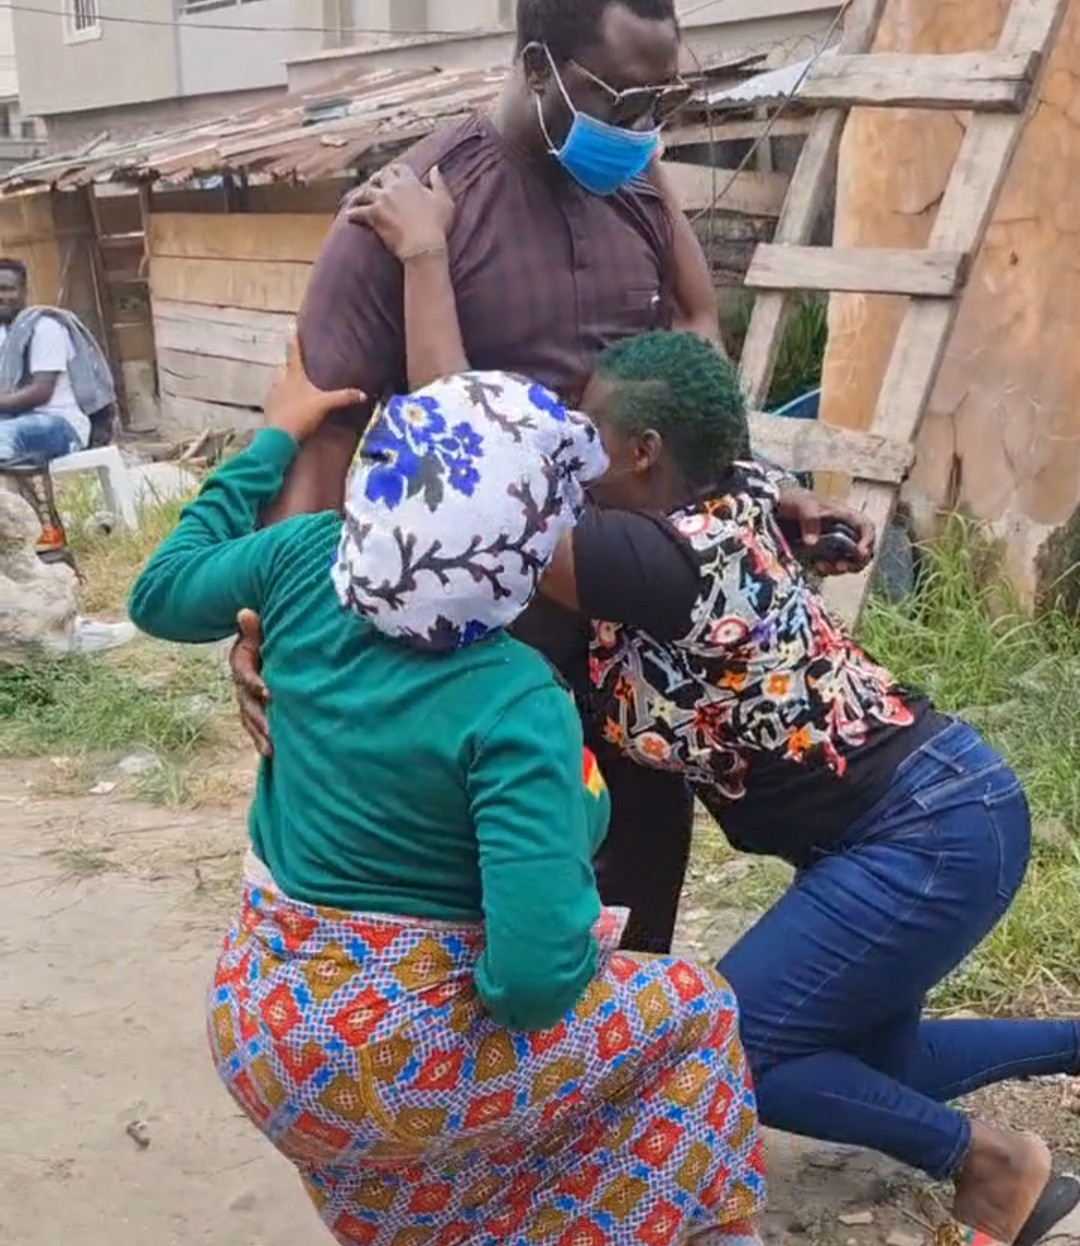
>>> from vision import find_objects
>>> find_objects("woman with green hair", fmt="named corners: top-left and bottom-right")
top-left (358, 165), bottom-right (1080, 1246)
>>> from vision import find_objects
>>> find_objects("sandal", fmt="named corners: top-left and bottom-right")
top-left (934, 1174), bottom-right (1080, 1246)
top-left (1015, 1174), bottom-right (1080, 1246)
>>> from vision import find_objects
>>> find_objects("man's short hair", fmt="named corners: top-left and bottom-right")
top-left (0, 257), bottom-right (28, 285)
top-left (515, 0), bottom-right (678, 63)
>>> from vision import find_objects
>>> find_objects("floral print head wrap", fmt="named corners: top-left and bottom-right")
top-left (331, 370), bottom-right (609, 651)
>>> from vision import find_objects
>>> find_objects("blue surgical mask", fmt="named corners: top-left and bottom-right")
top-left (535, 46), bottom-right (661, 197)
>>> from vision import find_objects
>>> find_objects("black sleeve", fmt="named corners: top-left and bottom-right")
top-left (573, 506), bottom-right (699, 641)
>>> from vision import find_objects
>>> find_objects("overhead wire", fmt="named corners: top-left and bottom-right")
top-left (0, 0), bottom-right (837, 39)
top-left (682, 1), bottom-right (849, 223)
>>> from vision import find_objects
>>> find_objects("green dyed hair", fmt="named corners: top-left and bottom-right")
top-left (593, 330), bottom-right (750, 488)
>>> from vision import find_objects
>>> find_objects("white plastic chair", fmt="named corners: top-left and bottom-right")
top-left (49, 444), bottom-right (139, 530)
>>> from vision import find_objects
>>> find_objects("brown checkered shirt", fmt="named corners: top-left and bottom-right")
top-left (298, 113), bottom-right (676, 408)
top-left (298, 113), bottom-right (678, 693)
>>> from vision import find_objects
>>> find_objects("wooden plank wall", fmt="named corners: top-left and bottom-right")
top-left (0, 191), bottom-right (101, 335)
top-left (0, 193), bottom-right (67, 305)
top-left (148, 210), bottom-right (332, 435)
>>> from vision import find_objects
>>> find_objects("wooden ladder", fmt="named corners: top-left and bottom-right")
top-left (737, 0), bottom-right (1070, 626)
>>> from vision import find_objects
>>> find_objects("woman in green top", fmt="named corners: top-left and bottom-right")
top-left (128, 348), bottom-right (765, 1246)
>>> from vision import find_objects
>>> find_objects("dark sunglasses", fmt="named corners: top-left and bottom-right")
top-left (567, 59), bottom-right (695, 127)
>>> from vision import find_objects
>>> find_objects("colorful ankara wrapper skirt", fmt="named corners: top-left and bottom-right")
top-left (208, 868), bottom-right (766, 1246)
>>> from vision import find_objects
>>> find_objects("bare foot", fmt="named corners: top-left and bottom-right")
top-left (1065, 1079), bottom-right (1080, 1117)
top-left (952, 1123), bottom-right (1051, 1243)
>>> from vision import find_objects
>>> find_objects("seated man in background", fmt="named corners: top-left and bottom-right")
top-left (0, 257), bottom-right (115, 463)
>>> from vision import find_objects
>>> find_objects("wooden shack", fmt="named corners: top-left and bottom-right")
top-left (0, 191), bottom-right (95, 314)
top-left (147, 182), bottom-right (347, 435)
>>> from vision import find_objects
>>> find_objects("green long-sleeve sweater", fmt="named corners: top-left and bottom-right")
top-left (128, 429), bottom-right (609, 1031)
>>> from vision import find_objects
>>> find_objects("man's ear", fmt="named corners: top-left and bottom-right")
top-left (521, 42), bottom-right (551, 94)
top-left (632, 429), bottom-right (664, 473)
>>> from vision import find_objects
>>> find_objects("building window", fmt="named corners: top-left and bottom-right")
top-left (179, 0), bottom-right (261, 12)
top-left (65, 0), bottom-right (102, 42)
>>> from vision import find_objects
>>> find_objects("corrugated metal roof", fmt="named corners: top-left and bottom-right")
top-left (701, 51), bottom-right (837, 107)
top-left (1, 52), bottom-right (779, 193)
top-left (2, 65), bottom-right (508, 192)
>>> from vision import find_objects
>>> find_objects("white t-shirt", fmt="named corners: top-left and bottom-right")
top-left (0, 316), bottom-right (90, 447)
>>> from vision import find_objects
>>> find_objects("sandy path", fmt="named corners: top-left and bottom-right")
top-left (0, 786), bottom-right (314, 1246)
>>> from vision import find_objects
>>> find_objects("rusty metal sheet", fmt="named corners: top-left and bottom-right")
top-left (0, 64), bottom-right (508, 191)
top-left (0, 56), bottom-right (767, 193)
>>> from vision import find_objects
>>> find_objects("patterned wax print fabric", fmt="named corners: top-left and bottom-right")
top-left (589, 463), bottom-right (915, 795)
top-left (209, 883), bottom-right (765, 1246)
top-left (331, 370), bottom-right (609, 651)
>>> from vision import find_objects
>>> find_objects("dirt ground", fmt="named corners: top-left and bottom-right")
top-left (2, 761), bottom-right (1078, 1246)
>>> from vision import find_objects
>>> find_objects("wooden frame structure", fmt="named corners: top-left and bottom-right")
top-left (734, 0), bottom-right (1070, 625)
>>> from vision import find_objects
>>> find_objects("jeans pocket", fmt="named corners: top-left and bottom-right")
top-left (910, 756), bottom-right (1010, 815)
top-left (983, 778), bottom-right (1031, 905)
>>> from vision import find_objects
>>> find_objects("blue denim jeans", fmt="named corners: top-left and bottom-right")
top-left (718, 719), bottom-right (1080, 1179)
top-left (0, 411), bottom-right (81, 462)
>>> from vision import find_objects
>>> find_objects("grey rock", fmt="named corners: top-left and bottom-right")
top-left (838, 1212), bottom-right (875, 1227)
top-left (118, 750), bottom-right (162, 777)
top-left (182, 694), bottom-right (216, 718)
top-left (0, 489), bottom-right (77, 664)
top-left (885, 1231), bottom-right (924, 1246)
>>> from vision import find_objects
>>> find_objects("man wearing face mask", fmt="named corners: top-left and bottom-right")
top-left (230, 0), bottom-right (875, 955)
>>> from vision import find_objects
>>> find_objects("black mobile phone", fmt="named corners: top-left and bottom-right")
top-left (776, 515), bottom-right (862, 564)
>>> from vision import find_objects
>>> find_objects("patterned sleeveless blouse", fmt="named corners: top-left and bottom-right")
top-left (588, 465), bottom-right (917, 804)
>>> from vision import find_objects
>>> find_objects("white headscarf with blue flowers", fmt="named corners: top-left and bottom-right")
top-left (331, 370), bottom-right (609, 651)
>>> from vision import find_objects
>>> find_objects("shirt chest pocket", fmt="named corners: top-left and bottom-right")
top-left (449, 202), bottom-right (668, 384)
top-left (583, 279), bottom-right (667, 350)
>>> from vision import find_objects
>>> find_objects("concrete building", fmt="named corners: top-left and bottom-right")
top-left (0, 4), bottom-right (46, 171)
top-left (12, 0), bottom-right (841, 149)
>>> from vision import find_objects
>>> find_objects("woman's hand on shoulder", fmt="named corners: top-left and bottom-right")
top-left (345, 163), bottom-right (455, 261)
top-left (263, 333), bottom-right (365, 442)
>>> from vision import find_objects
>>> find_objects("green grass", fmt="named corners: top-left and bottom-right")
top-left (63, 478), bottom-right (192, 617)
top-left (0, 481), bottom-right (235, 780)
top-left (0, 646), bottom-right (232, 760)
top-left (695, 517), bottom-right (1080, 1015)
top-left (861, 520), bottom-right (1080, 839)
top-left (727, 291), bottom-right (829, 408)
